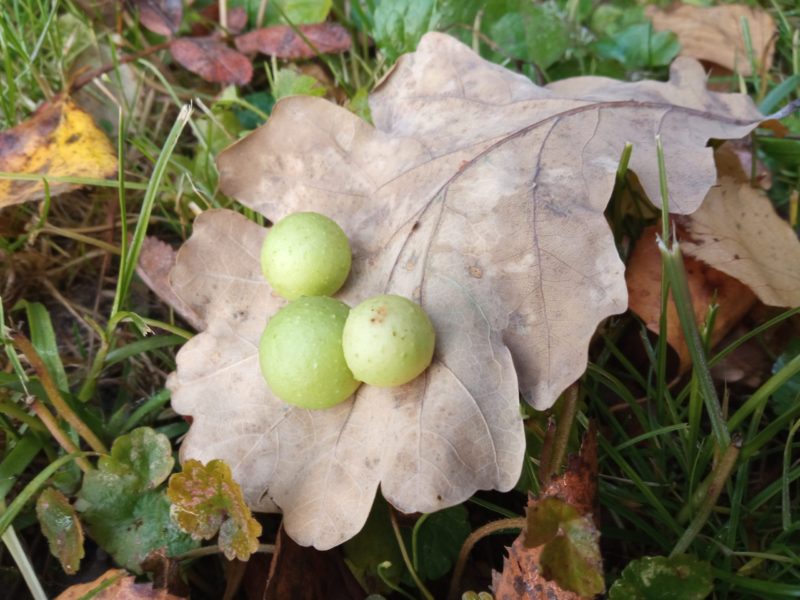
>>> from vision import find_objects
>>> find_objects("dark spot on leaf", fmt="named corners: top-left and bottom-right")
top-left (66, 133), bottom-right (81, 144)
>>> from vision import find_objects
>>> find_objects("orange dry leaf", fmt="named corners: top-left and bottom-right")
top-left (0, 96), bottom-right (117, 207)
top-left (626, 223), bottom-right (757, 369)
top-left (647, 4), bottom-right (776, 75)
top-left (55, 569), bottom-right (186, 599)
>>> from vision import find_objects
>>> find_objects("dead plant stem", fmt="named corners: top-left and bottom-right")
top-left (11, 332), bottom-right (108, 454)
top-left (28, 400), bottom-right (92, 473)
top-left (448, 517), bottom-right (526, 600)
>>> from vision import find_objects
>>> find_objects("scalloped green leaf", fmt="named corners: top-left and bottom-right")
top-left (76, 427), bottom-right (197, 572)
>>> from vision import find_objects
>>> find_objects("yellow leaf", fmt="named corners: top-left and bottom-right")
top-left (0, 96), bottom-right (117, 207)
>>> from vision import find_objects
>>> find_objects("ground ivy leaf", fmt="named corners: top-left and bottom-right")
top-left (36, 487), bottom-right (84, 575)
top-left (167, 459), bottom-right (262, 561)
top-left (609, 555), bottom-right (714, 600)
top-left (77, 427), bottom-right (197, 572)
top-left (102, 426), bottom-right (174, 490)
top-left (539, 514), bottom-right (604, 597)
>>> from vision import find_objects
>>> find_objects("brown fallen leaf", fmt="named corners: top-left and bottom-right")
top-left (235, 23), bottom-right (352, 59)
top-left (0, 96), bottom-right (117, 207)
top-left (264, 527), bottom-right (364, 600)
top-left (647, 4), bottom-right (776, 76)
top-left (137, 236), bottom-right (205, 331)
top-left (192, 4), bottom-right (248, 36)
top-left (492, 429), bottom-right (601, 599)
top-left (169, 37), bottom-right (253, 85)
top-left (131, 0), bottom-right (183, 37)
top-left (167, 33), bottom-right (770, 549)
top-left (679, 178), bottom-right (800, 308)
top-left (626, 223), bottom-right (757, 368)
top-left (55, 568), bottom-right (186, 599)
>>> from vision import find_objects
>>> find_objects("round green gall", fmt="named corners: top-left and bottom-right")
top-left (259, 296), bottom-right (361, 409)
top-left (342, 294), bottom-right (436, 387)
top-left (260, 212), bottom-right (351, 300)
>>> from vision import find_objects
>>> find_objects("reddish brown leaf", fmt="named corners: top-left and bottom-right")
top-left (492, 429), bottom-right (602, 600)
top-left (131, 0), bottom-right (183, 36)
top-left (170, 37), bottom-right (253, 85)
top-left (235, 23), bottom-right (352, 59)
top-left (137, 236), bottom-right (205, 331)
top-left (264, 527), bottom-right (364, 600)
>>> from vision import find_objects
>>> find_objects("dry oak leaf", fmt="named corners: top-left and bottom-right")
top-left (647, 4), bottom-right (776, 76)
top-left (679, 177), bottom-right (800, 308)
top-left (55, 568), bottom-right (185, 600)
top-left (0, 96), bottom-right (117, 207)
top-left (166, 33), bottom-right (768, 549)
top-left (169, 37), bottom-right (253, 85)
top-left (235, 23), bottom-right (352, 59)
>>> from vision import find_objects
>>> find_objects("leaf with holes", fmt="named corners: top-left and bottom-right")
top-left (165, 33), bottom-right (774, 549)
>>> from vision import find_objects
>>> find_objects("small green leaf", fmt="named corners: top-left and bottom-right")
top-left (167, 459), bottom-right (262, 561)
top-left (372, 0), bottom-right (436, 63)
top-left (487, 2), bottom-right (569, 69)
top-left (77, 427), bottom-right (197, 572)
top-left (265, 0), bottom-right (332, 25)
top-left (272, 68), bottom-right (327, 101)
top-left (525, 496), bottom-right (581, 547)
top-left (594, 23), bottom-right (680, 70)
top-left (609, 555), bottom-right (714, 600)
top-left (772, 340), bottom-right (800, 414)
top-left (539, 513), bottom-right (604, 597)
top-left (414, 506), bottom-right (471, 581)
top-left (101, 426), bottom-right (174, 490)
top-left (36, 487), bottom-right (84, 574)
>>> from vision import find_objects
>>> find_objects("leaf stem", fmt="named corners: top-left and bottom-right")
top-left (175, 544), bottom-right (275, 560)
top-left (27, 400), bottom-right (91, 473)
top-left (545, 384), bottom-right (579, 483)
top-left (389, 508), bottom-right (434, 600)
top-left (448, 517), bottom-right (526, 600)
top-left (671, 434), bottom-right (742, 556)
top-left (11, 332), bottom-right (108, 454)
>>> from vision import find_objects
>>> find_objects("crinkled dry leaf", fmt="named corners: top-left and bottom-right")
top-left (235, 23), bottom-right (352, 59)
top-left (626, 224), bottom-right (757, 369)
top-left (647, 4), bottom-right (776, 75)
top-left (167, 459), bottom-right (262, 561)
top-left (131, 0), bottom-right (183, 36)
top-left (493, 429), bottom-right (602, 599)
top-left (36, 487), bottom-right (84, 575)
top-left (168, 33), bottom-right (769, 548)
top-left (55, 568), bottom-right (186, 600)
top-left (679, 177), bottom-right (800, 308)
top-left (0, 96), bottom-right (117, 207)
top-left (169, 37), bottom-right (253, 85)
